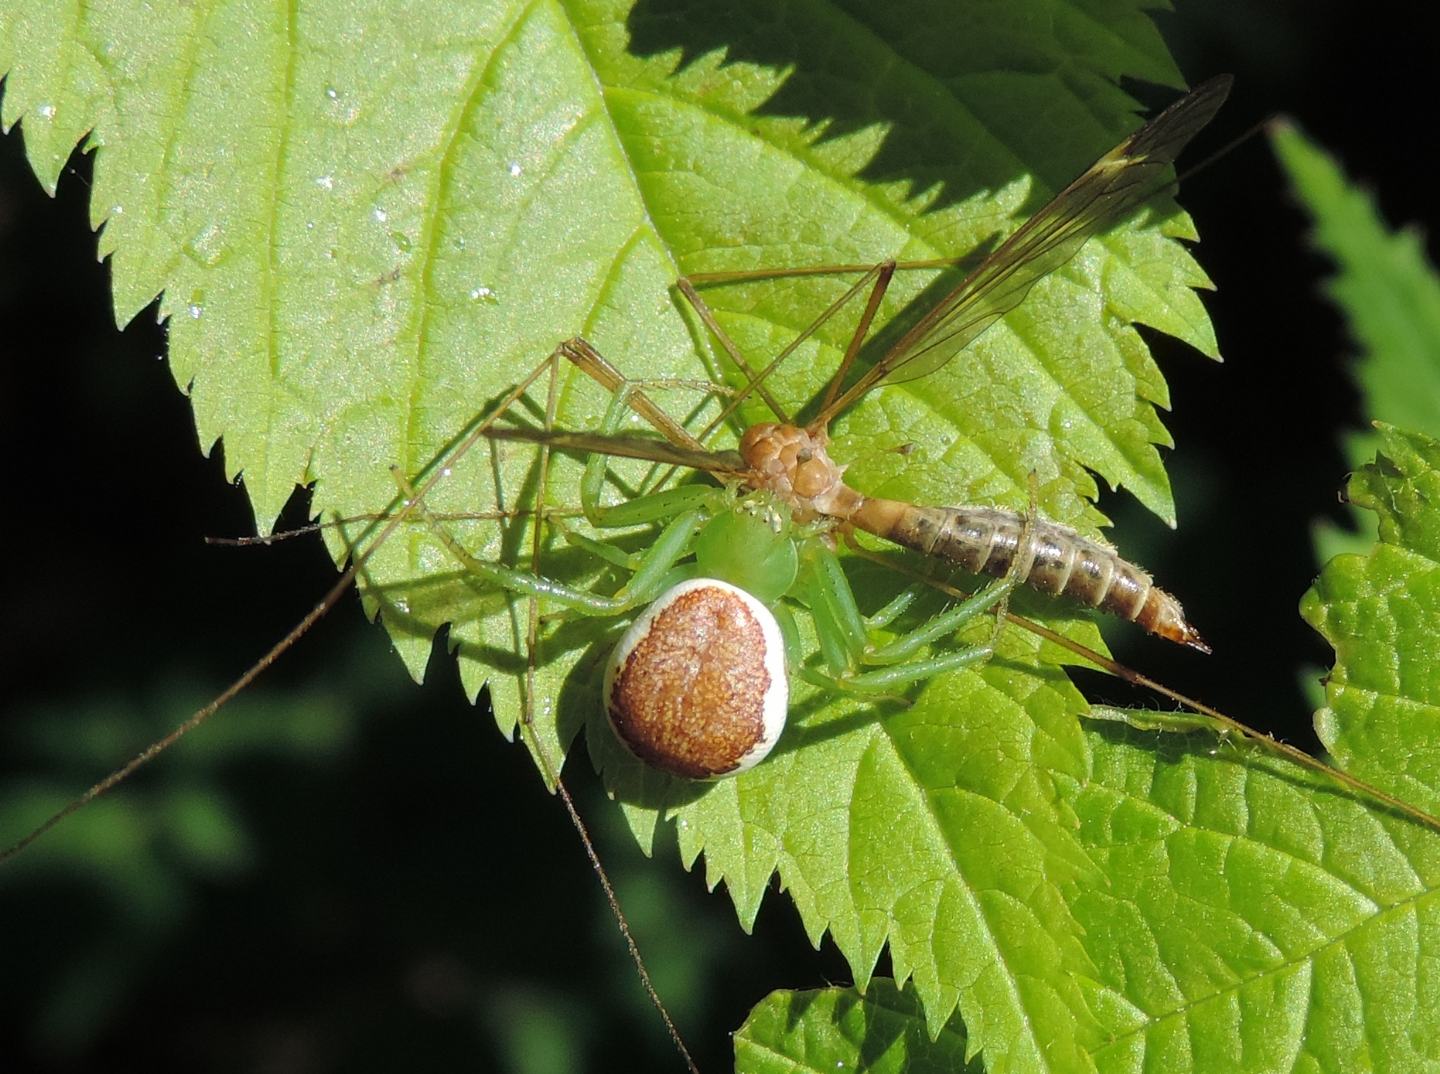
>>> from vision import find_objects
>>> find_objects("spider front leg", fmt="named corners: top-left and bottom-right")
top-left (393, 347), bottom-right (750, 621)
top-left (792, 540), bottom-right (1017, 697)
top-left (789, 473), bottom-right (1051, 697)
top-left (391, 464), bottom-right (704, 619)
top-left (572, 377), bottom-right (719, 532)
top-left (539, 373), bottom-right (735, 603)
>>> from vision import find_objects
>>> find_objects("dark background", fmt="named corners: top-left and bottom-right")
top-left (2, 5), bottom-right (1434, 1071)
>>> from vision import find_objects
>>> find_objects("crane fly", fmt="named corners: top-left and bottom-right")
top-left (491, 75), bottom-right (1233, 652)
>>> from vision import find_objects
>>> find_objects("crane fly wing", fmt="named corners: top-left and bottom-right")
top-left (819, 75), bottom-right (1232, 423)
top-left (486, 426), bottom-right (747, 477)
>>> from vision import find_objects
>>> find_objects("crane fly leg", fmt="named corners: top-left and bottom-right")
top-left (677, 261), bottom-right (898, 434)
top-left (680, 254), bottom-right (992, 439)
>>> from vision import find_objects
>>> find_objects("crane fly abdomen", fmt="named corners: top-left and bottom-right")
top-left (870, 503), bottom-right (1208, 652)
top-left (739, 423), bottom-right (1208, 652)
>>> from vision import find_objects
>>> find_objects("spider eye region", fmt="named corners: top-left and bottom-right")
top-left (604, 579), bottom-right (787, 780)
top-left (693, 507), bottom-right (798, 603)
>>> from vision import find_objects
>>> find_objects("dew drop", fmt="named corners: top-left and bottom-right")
top-left (185, 222), bottom-right (226, 267)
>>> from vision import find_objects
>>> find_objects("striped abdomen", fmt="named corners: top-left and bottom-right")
top-left (854, 500), bottom-right (1208, 651)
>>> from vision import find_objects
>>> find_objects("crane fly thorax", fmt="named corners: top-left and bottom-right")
top-left (739, 423), bottom-right (852, 520)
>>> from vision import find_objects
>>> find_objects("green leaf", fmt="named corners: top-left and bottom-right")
top-left (745, 713), bottom-right (1440, 1074)
top-left (1302, 425), bottom-right (1440, 816)
top-left (734, 980), bottom-right (977, 1073)
top-left (0, 0), bottom-right (1222, 1062)
top-left (1271, 124), bottom-right (1440, 564)
top-left (1271, 124), bottom-right (1440, 463)
top-left (1077, 722), bottom-right (1440, 1073)
top-left (740, 423), bottom-right (1440, 1069)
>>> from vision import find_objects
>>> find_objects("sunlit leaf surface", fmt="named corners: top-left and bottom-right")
top-left (1304, 425), bottom-right (1440, 814)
